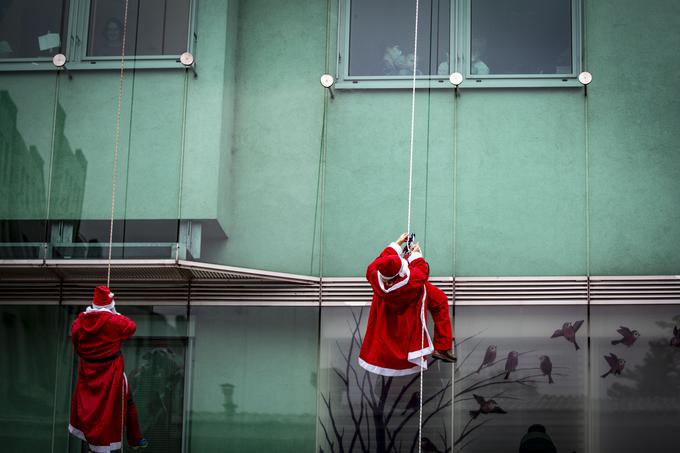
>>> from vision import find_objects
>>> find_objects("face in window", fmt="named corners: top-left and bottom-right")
top-left (104, 18), bottom-right (122, 47)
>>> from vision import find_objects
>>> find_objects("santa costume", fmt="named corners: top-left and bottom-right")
top-left (69, 286), bottom-right (145, 452)
top-left (359, 242), bottom-right (453, 376)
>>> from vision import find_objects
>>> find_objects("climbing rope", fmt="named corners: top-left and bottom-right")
top-left (403, 1), bottom-right (425, 452)
top-left (106, 0), bottom-right (130, 287)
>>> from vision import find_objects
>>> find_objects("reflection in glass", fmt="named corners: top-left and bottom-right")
top-left (454, 306), bottom-right (586, 453)
top-left (318, 306), bottom-right (453, 453)
top-left (348, 0), bottom-right (451, 77)
top-left (470, 0), bottom-right (572, 75)
top-left (590, 306), bottom-right (680, 453)
top-left (87, 0), bottom-right (191, 57)
top-left (0, 306), bottom-right (70, 451)
top-left (189, 306), bottom-right (318, 452)
top-left (0, 0), bottom-right (69, 59)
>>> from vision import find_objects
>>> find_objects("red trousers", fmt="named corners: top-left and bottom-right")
top-left (126, 389), bottom-right (144, 446)
top-left (426, 282), bottom-right (454, 350)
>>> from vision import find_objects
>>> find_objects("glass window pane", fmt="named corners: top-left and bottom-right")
top-left (590, 305), bottom-right (680, 453)
top-left (454, 305), bottom-right (587, 453)
top-left (470, 0), bottom-right (572, 75)
top-left (348, 0), bottom-right (451, 77)
top-left (0, 0), bottom-right (69, 59)
top-left (87, 0), bottom-right (190, 57)
top-left (0, 306), bottom-right (70, 450)
top-left (318, 306), bottom-right (453, 452)
top-left (188, 306), bottom-right (318, 452)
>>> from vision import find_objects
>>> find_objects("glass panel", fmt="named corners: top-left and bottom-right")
top-left (86, 0), bottom-right (190, 57)
top-left (318, 306), bottom-right (453, 453)
top-left (590, 305), bottom-right (680, 453)
top-left (0, 73), bottom-right (59, 258)
top-left (348, 0), bottom-right (451, 77)
top-left (0, 0), bottom-right (69, 59)
top-left (188, 306), bottom-right (318, 452)
top-left (454, 305), bottom-right (587, 453)
top-left (51, 5), bottom-right (185, 260)
top-left (0, 305), bottom-right (70, 451)
top-left (470, 0), bottom-right (572, 75)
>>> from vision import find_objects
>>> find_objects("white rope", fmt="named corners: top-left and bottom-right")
top-left (106, 0), bottom-right (130, 287)
top-left (405, 2), bottom-right (423, 453)
top-left (407, 0), bottom-right (420, 235)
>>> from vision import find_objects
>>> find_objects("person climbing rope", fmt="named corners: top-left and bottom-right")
top-left (359, 233), bottom-right (456, 376)
top-left (69, 285), bottom-right (148, 452)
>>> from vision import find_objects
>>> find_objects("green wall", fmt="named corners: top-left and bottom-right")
top-left (1, 0), bottom-right (679, 276)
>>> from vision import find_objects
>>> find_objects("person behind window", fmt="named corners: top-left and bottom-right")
top-left (470, 37), bottom-right (490, 75)
top-left (94, 17), bottom-right (123, 56)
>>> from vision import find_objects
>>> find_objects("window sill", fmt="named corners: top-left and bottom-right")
top-left (0, 59), bottom-right (190, 72)
top-left (335, 77), bottom-right (583, 90)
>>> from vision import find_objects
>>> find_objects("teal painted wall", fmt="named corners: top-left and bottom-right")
top-left (1, 0), bottom-right (679, 276)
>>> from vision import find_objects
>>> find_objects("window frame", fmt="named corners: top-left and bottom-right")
top-left (0, 0), bottom-right (197, 72)
top-left (335, 0), bottom-right (583, 89)
top-left (336, 0), bottom-right (456, 89)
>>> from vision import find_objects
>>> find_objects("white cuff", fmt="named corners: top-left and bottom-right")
top-left (388, 242), bottom-right (403, 256)
top-left (407, 252), bottom-right (423, 263)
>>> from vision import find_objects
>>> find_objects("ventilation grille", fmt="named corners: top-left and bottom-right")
top-left (320, 277), bottom-right (454, 306)
top-left (590, 276), bottom-right (680, 304)
top-left (454, 277), bottom-right (588, 305)
top-left (189, 281), bottom-right (319, 305)
top-left (0, 282), bottom-right (61, 304)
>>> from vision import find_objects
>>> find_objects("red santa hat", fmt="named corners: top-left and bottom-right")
top-left (92, 285), bottom-right (115, 310)
top-left (376, 255), bottom-right (407, 280)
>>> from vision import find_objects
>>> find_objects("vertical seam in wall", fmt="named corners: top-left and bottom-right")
top-left (176, 70), bottom-right (190, 260)
top-left (43, 72), bottom-right (62, 261)
top-left (314, 0), bottom-right (333, 450)
top-left (424, 90), bottom-right (432, 250)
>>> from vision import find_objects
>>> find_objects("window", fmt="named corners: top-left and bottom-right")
top-left (337, 0), bottom-right (582, 88)
top-left (0, 0), bottom-right (69, 60)
top-left (345, 0), bottom-right (451, 79)
top-left (0, 0), bottom-right (195, 71)
top-left (468, 0), bottom-right (575, 77)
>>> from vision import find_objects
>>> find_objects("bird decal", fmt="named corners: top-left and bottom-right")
top-left (504, 350), bottom-right (519, 380)
top-left (539, 355), bottom-right (554, 384)
top-left (476, 345), bottom-right (497, 373)
top-left (469, 394), bottom-right (507, 419)
top-left (551, 320), bottom-right (584, 350)
top-left (601, 353), bottom-right (626, 378)
top-left (611, 326), bottom-right (640, 347)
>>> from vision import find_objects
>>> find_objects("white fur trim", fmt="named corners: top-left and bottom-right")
top-left (358, 358), bottom-right (422, 376)
top-left (85, 302), bottom-right (117, 314)
top-left (407, 287), bottom-right (434, 367)
top-left (377, 264), bottom-right (410, 293)
top-left (407, 252), bottom-right (423, 263)
top-left (388, 242), bottom-right (403, 256)
top-left (68, 424), bottom-right (121, 453)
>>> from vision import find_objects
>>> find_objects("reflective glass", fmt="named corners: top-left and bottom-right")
top-left (590, 305), bottom-right (680, 453)
top-left (318, 306), bottom-right (453, 453)
top-left (0, 0), bottom-right (69, 60)
top-left (0, 73), bottom-right (59, 258)
top-left (0, 305), bottom-right (71, 451)
top-left (348, 0), bottom-right (451, 77)
top-left (188, 306), bottom-right (318, 452)
top-left (454, 305), bottom-right (587, 453)
top-left (86, 0), bottom-right (191, 57)
top-left (470, 0), bottom-right (572, 75)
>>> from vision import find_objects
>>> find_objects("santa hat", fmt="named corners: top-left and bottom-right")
top-left (376, 255), bottom-right (407, 280)
top-left (92, 285), bottom-right (115, 310)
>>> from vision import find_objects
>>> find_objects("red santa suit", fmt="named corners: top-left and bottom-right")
top-left (359, 242), bottom-right (453, 376)
top-left (69, 286), bottom-right (144, 453)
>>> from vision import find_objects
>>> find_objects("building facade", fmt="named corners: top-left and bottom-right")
top-left (1, 0), bottom-right (679, 452)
